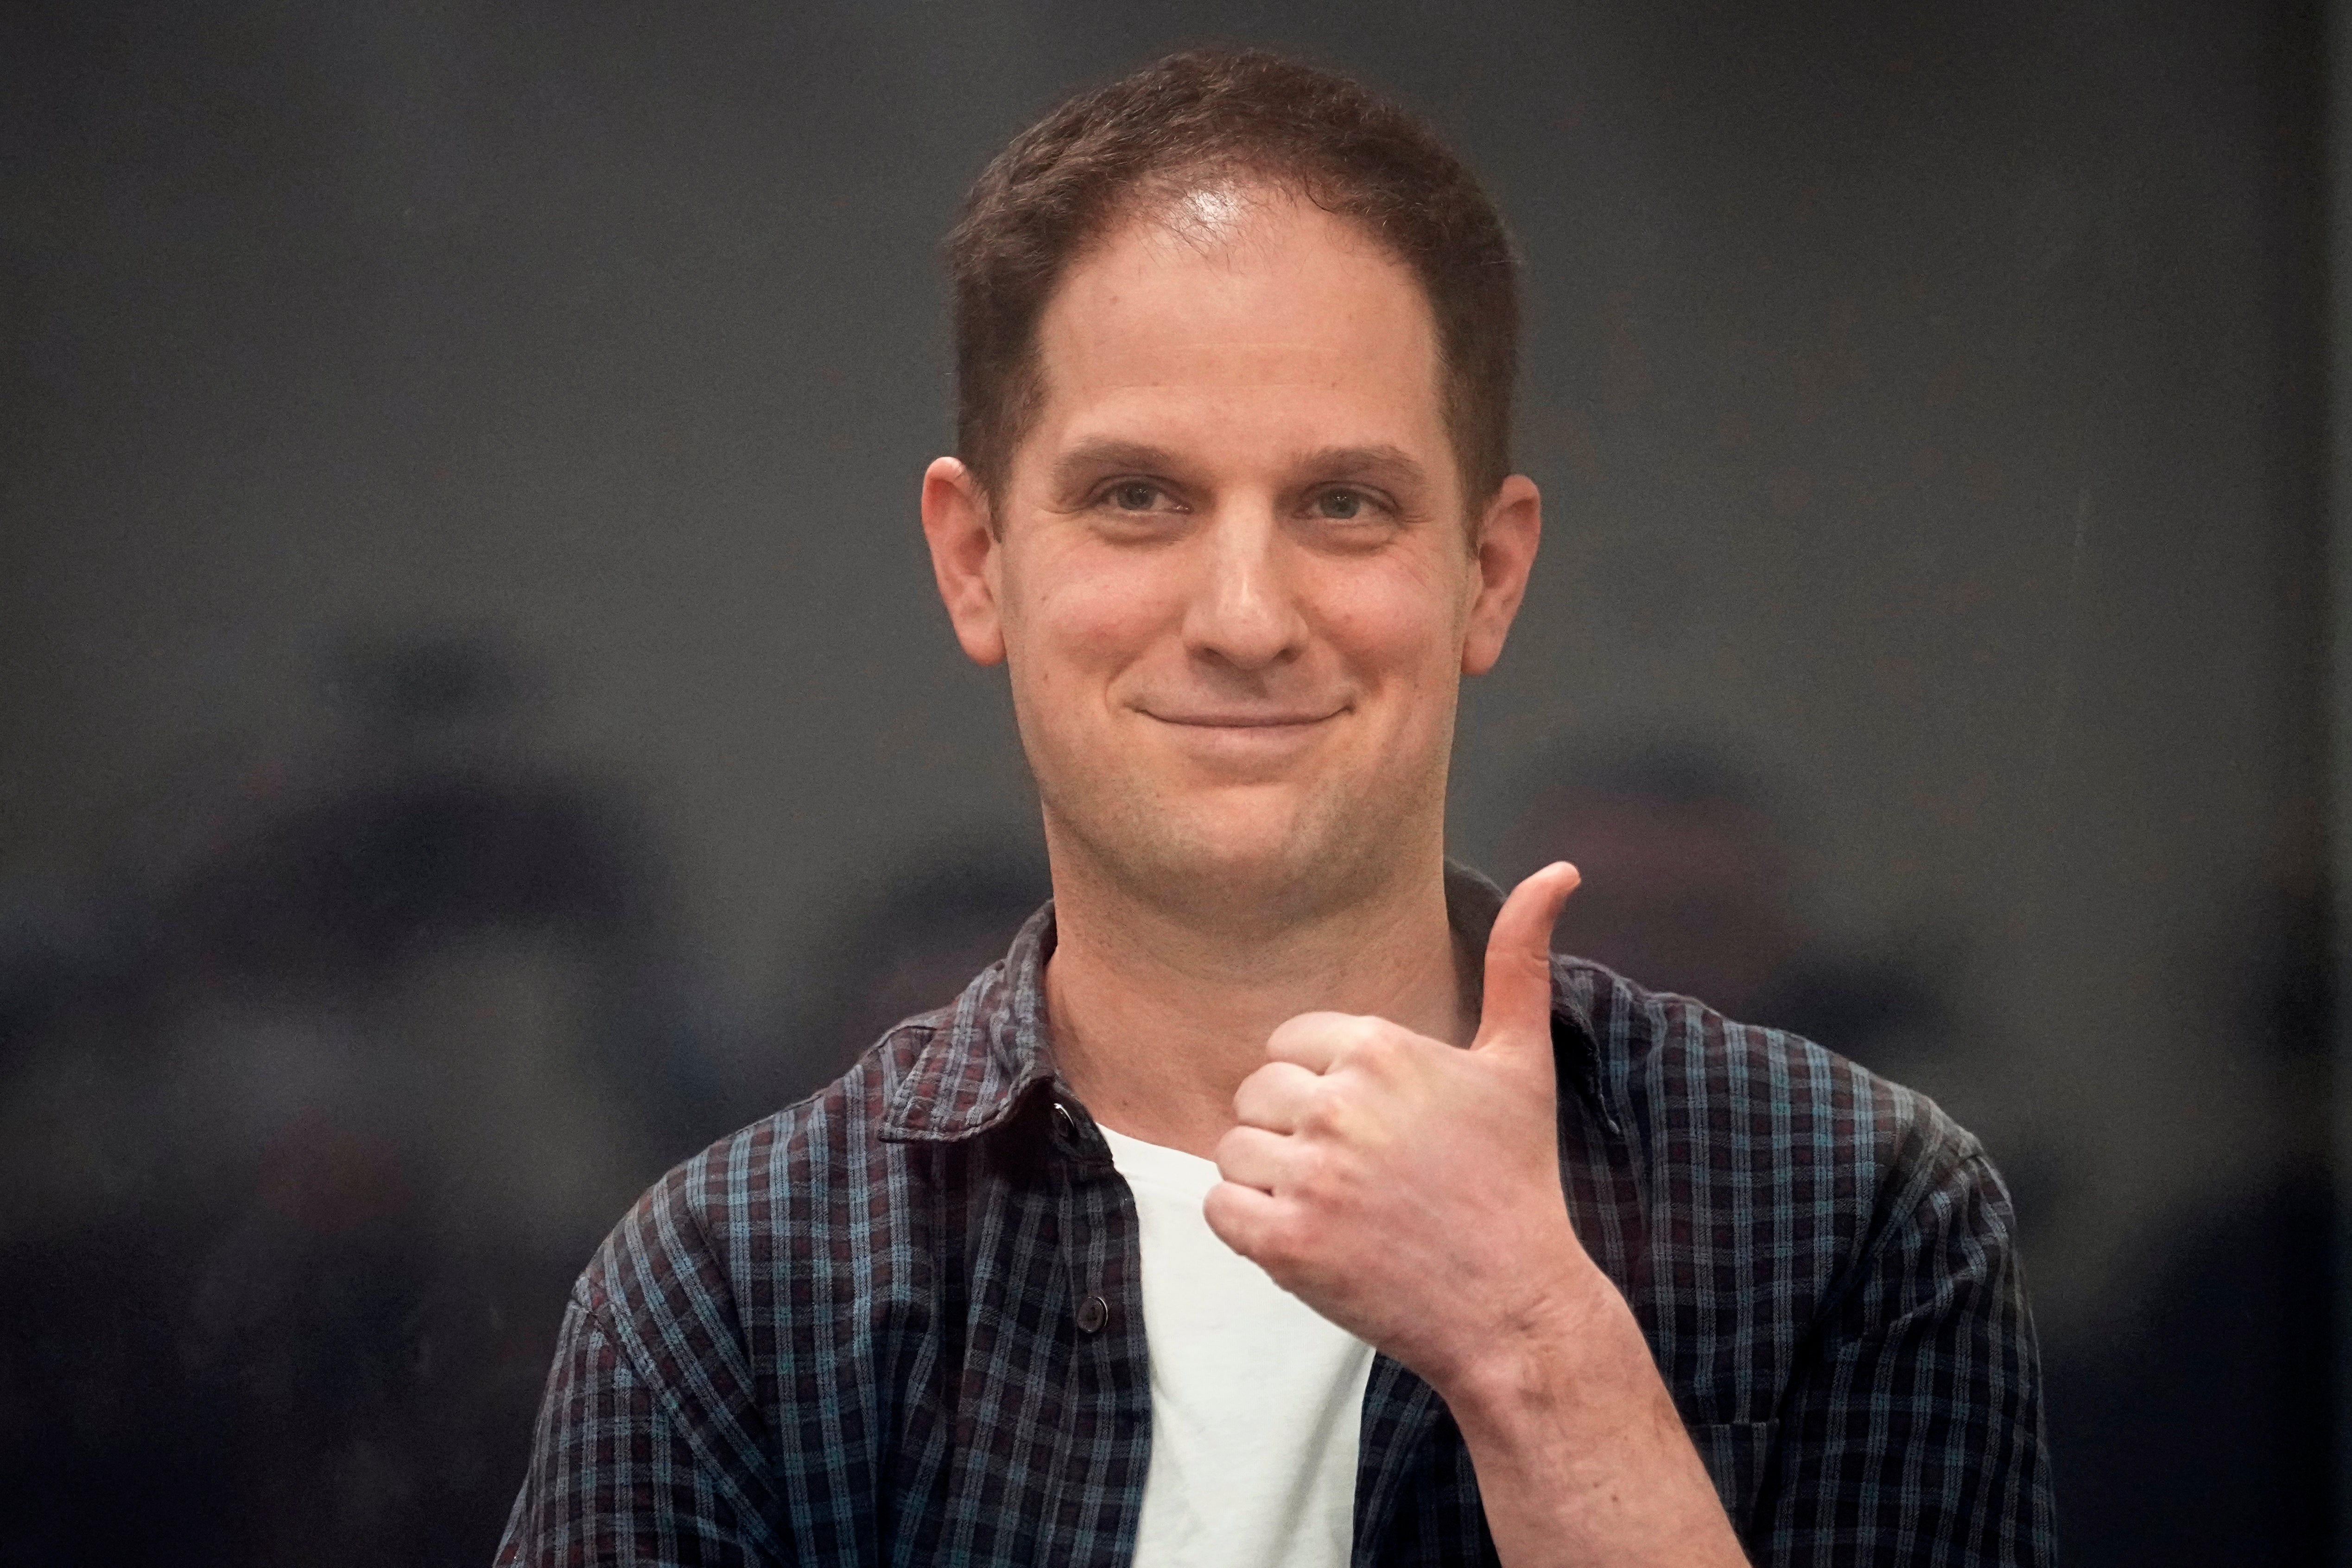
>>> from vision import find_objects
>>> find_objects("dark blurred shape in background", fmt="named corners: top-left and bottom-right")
top-left (2032, 839), bottom-right (2337, 1562)
top-left (0, 635), bottom-right (731, 1563)
top-left (1498, 733), bottom-right (1954, 1086)
top-left (0, 0), bottom-right (2333, 1562)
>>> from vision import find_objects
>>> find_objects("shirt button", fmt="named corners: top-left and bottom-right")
top-left (1050, 1101), bottom-right (1077, 1144)
top-left (1076, 1293), bottom-right (1109, 1333)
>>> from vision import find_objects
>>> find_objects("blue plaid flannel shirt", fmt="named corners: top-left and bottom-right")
top-left (498, 867), bottom-right (2054, 1565)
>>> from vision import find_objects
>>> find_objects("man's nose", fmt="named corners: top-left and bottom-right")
top-left (1182, 505), bottom-right (1307, 672)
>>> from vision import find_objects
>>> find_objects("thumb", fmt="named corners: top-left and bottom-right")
top-left (1471, 862), bottom-right (1581, 1056)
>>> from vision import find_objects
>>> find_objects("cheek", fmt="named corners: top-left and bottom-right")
top-left (1312, 555), bottom-right (1471, 680)
top-left (1003, 539), bottom-right (1186, 681)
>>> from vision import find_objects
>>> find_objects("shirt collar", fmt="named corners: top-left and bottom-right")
top-left (878, 859), bottom-right (1610, 1145)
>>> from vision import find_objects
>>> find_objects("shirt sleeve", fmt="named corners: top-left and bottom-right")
top-left (494, 1288), bottom-right (779, 1567)
top-left (1745, 1126), bottom-right (2057, 1567)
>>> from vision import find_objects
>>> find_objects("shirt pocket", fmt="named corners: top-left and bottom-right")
top-left (1686, 1419), bottom-right (1778, 1527)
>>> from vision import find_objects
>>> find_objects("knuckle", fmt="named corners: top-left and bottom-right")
top-left (1261, 1211), bottom-right (1314, 1270)
top-left (1298, 1089), bottom-right (1350, 1140)
top-left (1345, 1022), bottom-right (1402, 1069)
top-left (1289, 1141), bottom-right (1352, 1204)
top-left (1267, 1014), bottom-right (1327, 1060)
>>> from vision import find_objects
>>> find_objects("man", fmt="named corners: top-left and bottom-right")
top-left (499, 47), bottom-right (2052, 1567)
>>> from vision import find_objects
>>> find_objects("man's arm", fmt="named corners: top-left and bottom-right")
top-left (1745, 1135), bottom-right (2054, 1565)
top-left (1206, 864), bottom-right (2055, 1565)
top-left (1426, 1118), bottom-right (2052, 1568)
top-left (497, 1289), bottom-right (776, 1567)
top-left (1432, 1270), bottom-right (1750, 1567)
top-left (1206, 865), bottom-right (1748, 1568)
top-left (494, 1161), bottom-right (793, 1568)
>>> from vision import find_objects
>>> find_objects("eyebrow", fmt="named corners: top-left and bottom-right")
top-left (1050, 440), bottom-right (1182, 495)
top-left (1297, 444), bottom-right (1430, 494)
top-left (1048, 439), bottom-right (1432, 496)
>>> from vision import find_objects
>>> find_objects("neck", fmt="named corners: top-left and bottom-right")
top-left (1042, 837), bottom-right (1476, 1160)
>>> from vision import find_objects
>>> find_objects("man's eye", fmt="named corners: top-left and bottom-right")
top-left (1108, 482), bottom-right (1163, 511)
top-left (1315, 489), bottom-right (1367, 521)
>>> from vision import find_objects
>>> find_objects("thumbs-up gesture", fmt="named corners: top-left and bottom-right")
top-left (1204, 863), bottom-right (1603, 1392)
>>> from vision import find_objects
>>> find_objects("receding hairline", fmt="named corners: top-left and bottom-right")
top-left (990, 169), bottom-right (1480, 511)
top-left (947, 46), bottom-right (1522, 517)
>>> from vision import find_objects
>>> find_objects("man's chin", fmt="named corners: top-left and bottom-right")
top-left (1079, 791), bottom-right (1383, 923)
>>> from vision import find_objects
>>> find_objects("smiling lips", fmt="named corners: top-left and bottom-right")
top-left (1143, 709), bottom-right (1342, 729)
top-left (1136, 708), bottom-right (1345, 770)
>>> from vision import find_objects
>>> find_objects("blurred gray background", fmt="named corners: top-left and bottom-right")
top-left (0, 0), bottom-right (2330, 1562)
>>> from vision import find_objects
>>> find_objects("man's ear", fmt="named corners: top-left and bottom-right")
top-left (1462, 474), bottom-right (1541, 676)
top-left (921, 456), bottom-right (1007, 667)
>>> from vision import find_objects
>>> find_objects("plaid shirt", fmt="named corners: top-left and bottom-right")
top-left (498, 866), bottom-right (2054, 1566)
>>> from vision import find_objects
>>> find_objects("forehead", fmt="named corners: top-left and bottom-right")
top-left (1023, 186), bottom-right (1452, 475)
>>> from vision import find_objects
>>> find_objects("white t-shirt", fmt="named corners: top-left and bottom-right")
top-left (1101, 1124), bottom-right (1376, 1568)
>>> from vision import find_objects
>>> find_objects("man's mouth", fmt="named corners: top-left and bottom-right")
top-left (1141, 708), bottom-right (1344, 729)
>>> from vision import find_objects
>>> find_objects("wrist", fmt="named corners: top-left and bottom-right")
top-left (1438, 1272), bottom-right (1746, 1568)
top-left (1437, 1259), bottom-right (1648, 1447)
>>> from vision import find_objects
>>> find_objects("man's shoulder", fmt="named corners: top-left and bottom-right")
top-left (1555, 952), bottom-right (1989, 1212)
top-left (571, 1000), bottom-right (964, 1344)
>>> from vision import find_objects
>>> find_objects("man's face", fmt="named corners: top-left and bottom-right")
top-left (926, 186), bottom-right (1537, 921)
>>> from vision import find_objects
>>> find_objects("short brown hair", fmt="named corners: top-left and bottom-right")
top-left (946, 46), bottom-right (1521, 510)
